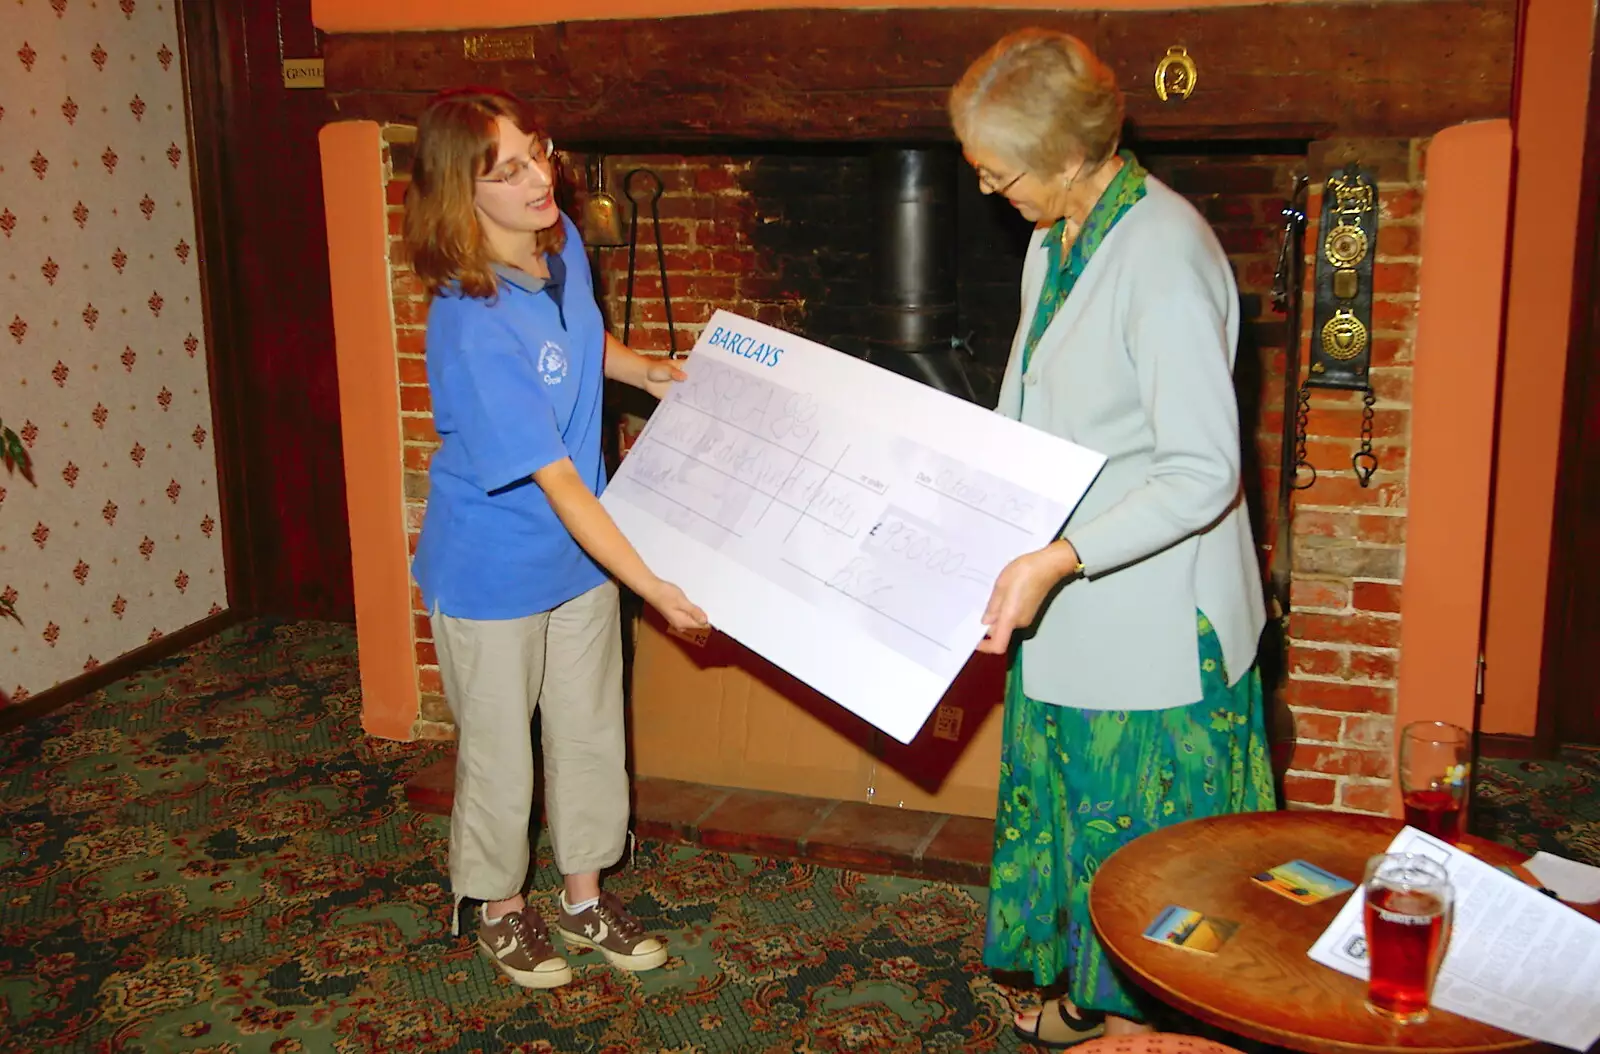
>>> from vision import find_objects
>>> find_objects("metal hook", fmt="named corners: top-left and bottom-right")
top-left (1352, 450), bottom-right (1379, 488)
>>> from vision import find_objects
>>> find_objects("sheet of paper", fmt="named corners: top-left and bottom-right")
top-left (1307, 826), bottom-right (1600, 1050)
top-left (601, 310), bottom-right (1106, 743)
top-left (1527, 851), bottom-right (1600, 904)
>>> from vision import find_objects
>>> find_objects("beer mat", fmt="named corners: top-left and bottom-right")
top-left (1142, 905), bottom-right (1241, 955)
top-left (1251, 859), bottom-right (1356, 904)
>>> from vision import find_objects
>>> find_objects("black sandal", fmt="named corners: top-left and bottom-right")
top-left (1013, 999), bottom-right (1108, 1050)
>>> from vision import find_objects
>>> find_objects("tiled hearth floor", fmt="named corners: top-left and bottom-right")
top-left (404, 754), bottom-right (995, 886)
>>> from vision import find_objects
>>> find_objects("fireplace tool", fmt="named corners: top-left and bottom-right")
top-left (1268, 173), bottom-right (1310, 623)
top-left (580, 154), bottom-right (627, 249)
top-left (621, 168), bottom-right (681, 358)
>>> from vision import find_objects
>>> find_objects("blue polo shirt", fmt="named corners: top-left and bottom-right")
top-left (412, 213), bottom-right (608, 619)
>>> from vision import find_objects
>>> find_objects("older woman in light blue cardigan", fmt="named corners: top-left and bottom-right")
top-left (950, 29), bottom-right (1276, 1049)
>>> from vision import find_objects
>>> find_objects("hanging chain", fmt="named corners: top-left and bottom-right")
top-left (1292, 383), bottom-right (1316, 490)
top-left (1352, 388), bottom-right (1379, 486)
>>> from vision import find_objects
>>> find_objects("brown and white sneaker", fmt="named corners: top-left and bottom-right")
top-left (476, 903), bottom-right (573, 989)
top-left (557, 891), bottom-right (668, 971)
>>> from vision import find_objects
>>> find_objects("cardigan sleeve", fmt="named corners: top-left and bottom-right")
top-left (1062, 237), bottom-right (1242, 575)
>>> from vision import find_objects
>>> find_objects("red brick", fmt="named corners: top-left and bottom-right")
top-left (1368, 369), bottom-right (1412, 405)
top-left (392, 271), bottom-right (426, 300)
top-left (415, 640), bottom-right (437, 666)
top-left (693, 166), bottom-right (743, 193)
top-left (401, 415), bottom-right (439, 444)
top-left (670, 274), bottom-right (738, 301)
top-left (712, 249), bottom-right (755, 273)
top-left (1282, 774), bottom-right (1338, 807)
top-left (1289, 644), bottom-right (1347, 678)
top-left (1296, 476), bottom-right (1407, 511)
top-left (418, 666), bottom-right (444, 694)
top-left (1377, 224), bottom-right (1422, 257)
top-left (410, 582), bottom-right (426, 611)
top-left (1368, 336), bottom-right (1413, 367)
top-left (399, 385), bottom-right (431, 414)
top-left (662, 249), bottom-right (714, 273)
top-left (1239, 257), bottom-right (1279, 291)
top-left (1372, 261), bottom-right (1420, 295)
top-left (696, 221), bottom-right (749, 248)
top-left (1342, 713), bottom-right (1393, 750)
top-left (1371, 297), bottom-right (1418, 333)
top-left (1348, 649), bottom-right (1399, 682)
top-left (1216, 227), bottom-right (1273, 254)
top-left (398, 357), bottom-right (428, 386)
top-left (407, 530), bottom-right (420, 556)
top-left (387, 210), bottom-right (404, 236)
top-left (1291, 579), bottom-right (1350, 610)
top-left (1379, 187), bottom-right (1422, 221)
top-left (1292, 510), bottom-right (1356, 539)
top-left (393, 297), bottom-right (430, 326)
top-left (414, 612), bottom-right (433, 642)
top-left (402, 444), bottom-right (434, 471)
top-left (1301, 405), bottom-right (1408, 440)
top-left (386, 178), bottom-right (410, 206)
top-left (1284, 677), bottom-right (1397, 714)
top-left (654, 220), bottom-right (699, 247)
top-left (1292, 611), bottom-right (1402, 649)
top-left (1295, 710), bottom-right (1343, 743)
top-left (395, 328), bottom-right (427, 357)
top-left (1355, 513), bottom-right (1406, 544)
top-left (1289, 743), bottom-right (1392, 779)
top-left (1338, 781), bottom-right (1394, 814)
top-left (1352, 581), bottom-right (1402, 613)
top-left (654, 195), bottom-right (717, 221)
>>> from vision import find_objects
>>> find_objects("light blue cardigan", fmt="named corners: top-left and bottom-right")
top-left (996, 177), bottom-right (1267, 711)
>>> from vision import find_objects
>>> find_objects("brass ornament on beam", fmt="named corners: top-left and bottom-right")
top-left (1154, 46), bottom-right (1197, 102)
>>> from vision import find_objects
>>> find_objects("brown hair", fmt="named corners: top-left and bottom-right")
top-left (948, 29), bottom-right (1124, 179)
top-left (402, 87), bottom-right (566, 300)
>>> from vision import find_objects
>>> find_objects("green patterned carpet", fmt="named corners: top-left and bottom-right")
top-left (1474, 747), bottom-right (1600, 866)
top-left (0, 620), bottom-right (1025, 1053)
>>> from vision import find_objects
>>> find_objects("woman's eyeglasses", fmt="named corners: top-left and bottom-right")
top-left (478, 139), bottom-right (556, 187)
top-left (977, 167), bottom-right (1025, 195)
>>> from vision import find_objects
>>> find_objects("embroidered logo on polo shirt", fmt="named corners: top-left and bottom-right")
top-left (537, 341), bottom-right (568, 386)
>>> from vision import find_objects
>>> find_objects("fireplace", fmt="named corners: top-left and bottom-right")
top-left (329, 0), bottom-right (1515, 814)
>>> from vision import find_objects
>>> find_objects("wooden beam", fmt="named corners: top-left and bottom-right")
top-left (323, 2), bottom-right (1515, 142)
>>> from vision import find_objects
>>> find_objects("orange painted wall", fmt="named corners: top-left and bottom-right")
top-left (1394, 122), bottom-right (1514, 790)
top-left (320, 121), bottom-right (420, 740)
top-left (313, 0), bottom-right (1300, 32)
top-left (1481, 0), bottom-right (1596, 737)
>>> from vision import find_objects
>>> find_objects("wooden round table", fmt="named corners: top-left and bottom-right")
top-left (1088, 811), bottom-right (1537, 1054)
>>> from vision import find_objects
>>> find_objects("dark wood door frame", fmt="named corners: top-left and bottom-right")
top-left (1536, 11), bottom-right (1600, 750)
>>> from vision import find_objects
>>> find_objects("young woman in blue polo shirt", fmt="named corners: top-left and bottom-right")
top-left (402, 88), bottom-right (708, 990)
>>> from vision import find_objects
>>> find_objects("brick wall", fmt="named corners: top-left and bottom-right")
top-left (380, 127), bottom-right (1426, 813)
top-left (1276, 140), bottom-right (1421, 813)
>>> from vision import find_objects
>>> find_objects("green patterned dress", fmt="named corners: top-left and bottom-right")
top-left (982, 153), bottom-right (1277, 1020)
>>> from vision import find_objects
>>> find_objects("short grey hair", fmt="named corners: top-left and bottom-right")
top-left (949, 29), bottom-right (1125, 177)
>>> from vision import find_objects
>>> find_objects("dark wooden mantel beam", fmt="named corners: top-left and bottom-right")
top-left (323, 2), bottom-right (1514, 142)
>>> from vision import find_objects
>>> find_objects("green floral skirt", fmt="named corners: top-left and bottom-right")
top-left (983, 612), bottom-right (1276, 1019)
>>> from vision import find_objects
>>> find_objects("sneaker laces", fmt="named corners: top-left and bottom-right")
top-left (594, 893), bottom-right (644, 941)
top-left (504, 906), bottom-right (549, 949)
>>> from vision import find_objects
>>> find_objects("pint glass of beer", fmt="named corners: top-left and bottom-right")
top-left (1362, 852), bottom-right (1453, 1024)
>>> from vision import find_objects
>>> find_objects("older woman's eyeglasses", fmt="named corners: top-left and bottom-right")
top-left (478, 139), bottom-right (556, 186)
top-left (976, 167), bottom-right (1025, 195)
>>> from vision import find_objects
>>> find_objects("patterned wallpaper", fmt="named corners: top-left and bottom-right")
top-left (1, 0), bottom-right (226, 700)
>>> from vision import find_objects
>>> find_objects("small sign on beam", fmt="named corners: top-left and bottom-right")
top-left (282, 58), bottom-right (324, 89)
